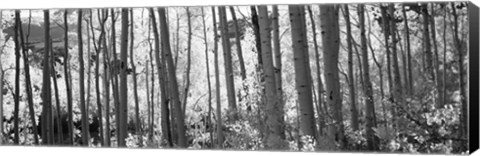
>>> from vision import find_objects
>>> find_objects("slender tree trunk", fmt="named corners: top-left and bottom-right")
top-left (159, 9), bottom-right (175, 145)
top-left (397, 31), bottom-right (409, 99)
top-left (352, 38), bottom-right (365, 95)
top-left (51, 55), bottom-right (63, 144)
top-left (146, 13), bottom-right (153, 143)
top-left (42, 10), bottom-right (54, 145)
top-left (102, 9), bottom-right (111, 147)
top-left (319, 5), bottom-right (346, 149)
top-left (359, 4), bottom-right (378, 151)
top-left (390, 4), bottom-right (405, 124)
top-left (117, 8), bottom-right (129, 147)
top-left (86, 15), bottom-right (92, 117)
top-left (150, 58), bottom-right (155, 142)
top-left (250, 6), bottom-right (266, 139)
top-left (442, 4), bottom-right (447, 109)
top-left (212, 7), bottom-right (224, 148)
top-left (380, 5), bottom-right (395, 131)
top-left (219, 7), bottom-right (238, 121)
top-left (92, 9), bottom-right (107, 146)
top-left (290, 5), bottom-right (317, 147)
top-left (343, 4), bottom-right (359, 131)
top-left (429, 4), bottom-right (443, 108)
top-left (159, 7), bottom-right (187, 148)
top-left (366, 11), bottom-right (388, 134)
top-left (77, 9), bottom-right (90, 146)
top-left (308, 6), bottom-right (327, 136)
top-left (371, 42), bottom-right (388, 133)
top-left (250, 6), bottom-right (262, 66)
top-left (13, 10), bottom-right (21, 145)
top-left (16, 11), bottom-right (40, 145)
top-left (272, 5), bottom-right (286, 140)
top-left (451, 2), bottom-right (467, 142)
top-left (110, 9), bottom-right (122, 144)
top-left (63, 9), bottom-right (74, 145)
top-left (306, 6), bottom-right (326, 137)
top-left (201, 7), bottom-right (214, 148)
top-left (150, 8), bottom-right (172, 147)
top-left (146, 58), bottom-right (151, 141)
top-left (148, 16), bottom-right (156, 141)
top-left (258, 6), bottom-right (285, 149)
top-left (182, 7), bottom-right (192, 117)
top-left (229, 6), bottom-right (247, 80)
top-left (402, 4), bottom-right (413, 95)
top-left (42, 10), bottom-right (53, 145)
top-left (128, 9), bottom-right (141, 146)
top-left (422, 3), bottom-right (434, 80)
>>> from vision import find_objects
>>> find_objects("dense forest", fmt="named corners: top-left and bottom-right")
top-left (0, 2), bottom-right (470, 154)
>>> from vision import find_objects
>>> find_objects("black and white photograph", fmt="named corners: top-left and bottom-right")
top-left (0, 1), bottom-right (476, 155)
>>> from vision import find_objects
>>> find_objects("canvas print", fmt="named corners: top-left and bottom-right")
top-left (0, 2), bottom-right (474, 154)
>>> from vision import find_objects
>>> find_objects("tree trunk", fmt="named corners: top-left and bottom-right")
top-left (15, 11), bottom-right (39, 145)
top-left (63, 9), bottom-right (75, 145)
top-left (352, 38), bottom-right (365, 96)
top-left (110, 9), bottom-right (121, 143)
top-left (158, 7), bottom-right (187, 148)
top-left (40, 10), bottom-right (54, 145)
top-left (182, 7), bottom-right (192, 117)
top-left (160, 10), bottom-right (176, 145)
top-left (451, 2), bottom-right (468, 143)
top-left (272, 5), bottom-right (286, 140)
top-left (397, 31), bottom-right (409, 99)
top-left (343, 4), bottom-right (360, 132)
top-left (358, 4), bottom-right (378, 151)
top-left (85, 10), bottom-right (94, 145)
top-left (201, 7), bottom-right (214, 148)
top-left (102, 9), bottom-right (111, 147)
top-left (51, 54), bottom-right (63, 144)
top-left (306, 6), bottom-right (326, 137)
top-left (150, 8), bottom-right (173, 147)
top-left (86, 15), bottom-right (92, 118)
top-left (402, 4), bottom-right (413, 95)
top-left (250, 6), bottom-right (263, 66)
top-left (442, 3), bottom-right (447, 110)
top-left (366, 11), bottom-right (388, 134)
top-left (258, 6), bottom-right (285, 149)
top-left (212, 7), bottom-right (224, 148)
top-left (128, 9), bottom-right (141, 146)
top-left (319, 5), bottom-right (346, 149)
top-left (77, 9), bottom-right (90, 146)
top-left (117, 8), bottom-right (129, 147)
top-left (250, 6), bottom-right (266, 139)
top-left (290, 5), bottom-right (317, 147)
top-left (92, 9), bottom-right (107, 147)
top-left (380, 5), bottom-right (395, 131)
top-left (219, 7), bottom-right (238, 121)
top-left (422, 3), bottom-right (434, 80)
top-left (13, 10), bottom-right (21, 145)
top-left (390, 3), bottom-right (404, 126)
top-left (149, 16), bottom-right (156, 141)
top-left (429, 4), bottom-right (443, 108)
top-left (146, 14), bottom-right (156, 142)
top-left (229, 6), bottom-right (247, 80)
top-left (146, 58), bottom-right (151, 141)
top-left (146, 12), bottom-right (154, 143)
